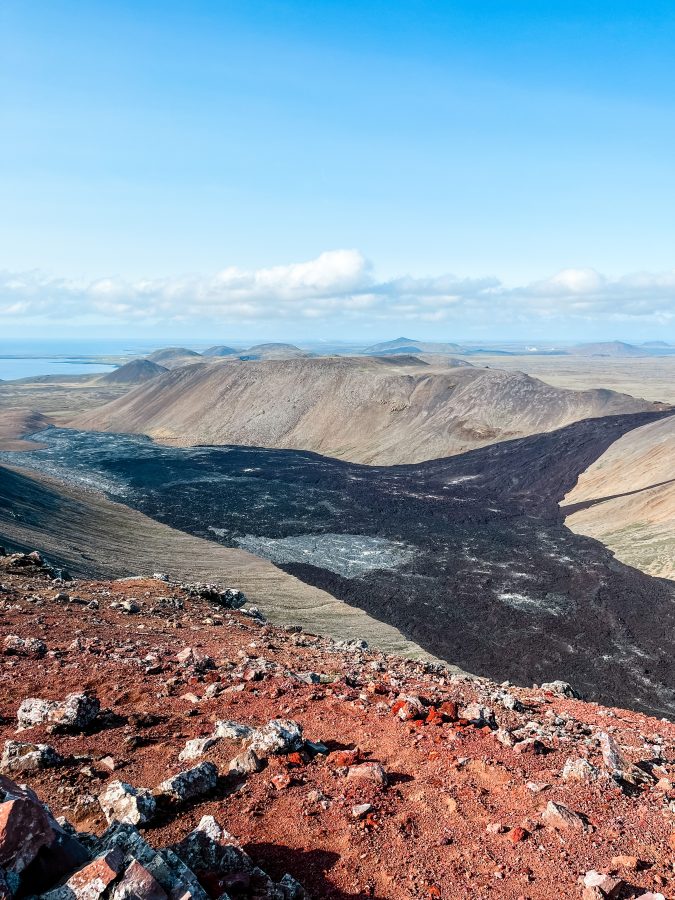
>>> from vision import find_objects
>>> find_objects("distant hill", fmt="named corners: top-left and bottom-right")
top-left (202, 345), bottom-right (239, 357)
top-left (364, 336), bottom-right (462, 354)
top-left (99, 358), bottom-right (168, 384)
top-left (572, 341), bottom-right (654, 357)
top-left (72, 356), bottom-right (658, 465)
top-left (146, 347), bottom-right (202, 367)
top-left (240, 343), bottom-right (310, 360)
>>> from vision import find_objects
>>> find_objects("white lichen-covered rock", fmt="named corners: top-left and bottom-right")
top-left (247, 719), bottom-right (303, 758)
top-left (213, 720), bottom-right (253, 741)
top-left (157, 762), bottom-right (218, 803)
top-left (178, 735), bottom-right (219, 762)
top-left (562, 757), bottom-right (599, 782)
top-left (16, 698), bottom-right (53, 730)
top-left (0, 739), bottom-right (63, 774)
top-left (3, 634), bottom-right (47, 657)
top-left (459, 703), bottom-right (496, 727)
top-left (98, 780), bottom-right (157, 826)
top-left (16, 693), bottom-right (100, 732)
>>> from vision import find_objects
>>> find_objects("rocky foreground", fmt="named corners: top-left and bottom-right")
top-left (0, 551), bottom-right (674, 899)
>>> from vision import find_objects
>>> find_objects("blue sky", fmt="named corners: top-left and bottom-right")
top-left (2, 1), bottom-right (675, 341)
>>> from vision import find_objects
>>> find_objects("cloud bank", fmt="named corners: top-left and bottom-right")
top-left (1, 250), bottom-right (675, 333)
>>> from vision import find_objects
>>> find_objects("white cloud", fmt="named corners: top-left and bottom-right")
top-left (1, 251), bottom-right (675, 331)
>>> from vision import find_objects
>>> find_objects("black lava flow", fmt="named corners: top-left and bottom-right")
top-left (2, 409), bottom-right (675, 718)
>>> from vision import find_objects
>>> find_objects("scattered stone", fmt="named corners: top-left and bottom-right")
top-left (459, 703), bottom-right (496, 727)
top-left (0, 739), bottom-right (63, 774)
top-left (393, 694), bottom-right (426, 721)
top-left (228, 750), bottom-right (263, 776)
top-left (542, 800), bottom-right (591, 832)
top-left (157, 761), bottom-right (218, 803)
top-left (351, 803), bottom-right (372, 818)
top-left (248, 719), bottom-right (303, 758)
top-left (610, 855), bottom-right (639, 870)
top-left (17, 693), bottom-right (100, 732)
top-left (120, 600), bottom-right (140, 614)
top-left (540, 680), bottom-right (580, 699)
top-left (175, 647), bottom-right (215, 673)
top-left (178, 735), bottom-right (219, 761)
top-left (3, 634), bottom-right (46, 657)
top-left (346, 762), bottom-right (388, 787)
top-left (98, 780), bottom-right (157, 826)
top-left (334, 639), bottom-right (368, 652)
top-left (111, 858), bottom-right (167, 900)
top-left (582, 870), bottom-right (623, 899)
top-left (598, 731), bottom-right (626, 774)
top-left (562, 757), bottom-right (599, 782)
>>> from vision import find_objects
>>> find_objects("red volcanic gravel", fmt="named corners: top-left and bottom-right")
top-left (0, 554), bottom-right (674, 899)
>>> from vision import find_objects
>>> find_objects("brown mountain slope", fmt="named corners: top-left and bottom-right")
top-left (71, 357), bottom-right (659, 464)
top-left (98, 358), bottom-right (168, 384)
top-left (563, 413), bottom-right (675, 579)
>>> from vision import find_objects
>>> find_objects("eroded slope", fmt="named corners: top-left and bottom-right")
top-left (71, 357), bottom-right (658, 464)
top-left (564, 415), bottom-right (675, 579)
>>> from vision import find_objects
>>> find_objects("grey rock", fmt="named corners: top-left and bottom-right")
top-left (17, 693), bottom-right (99, 732)
top-left (178, 736), bottom-right (219, 762)
top-left (562, 757), bottom-right (599, 782)
top-left (248, 719), bottom-right (303, 758)
top-left (157, 762), bottom-right (218, 803)
top-left (0, 739), bottom-right (63, 774)
top-left (213, 720), bottom-right (253, 742)
top-left (98, 780), bottom-right (157, 826)
top-left (540, 680), bottom-right (580, 699)
top-left (3, 635), bottom-right (46, 657)
top-left (228, 750), bottom-right (262, 776)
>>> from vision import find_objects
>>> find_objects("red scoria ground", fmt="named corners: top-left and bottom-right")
top-left (1, 554), bottom-right (674, 899)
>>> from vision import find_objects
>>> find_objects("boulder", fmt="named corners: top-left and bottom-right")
top-left (214, 720), bottom-right (254, 742)
top-left (98, 781), bottom-right (157, 826)
top-left (542, 800), bottom-right (591, 832)
top-left (110, 859), bottom-right (168, 900)
top-left (562, 757), bottom-right (599, 782)
top-left (99, 823), bottom-right (209, 900)
top-left (0, 796), bottom-right (54, 874)
top-left (157, 762), bottom-right (218, 803)
top-left (248, 720), bottom-right (303, 758)
top-left (41, 848), bottom-right (125, 900)
top-left (3, 635), bottom-right (46, 657)
top-left (0, 740), bottom-right (63, 774)
top-left (17, 693), bottom-right (100, 732)
top-left (540, 680), bottom-right (580, 699)
top-left (228, 750), bottom-right (262, 776)
top-left (171, 815), bottom-right (251, 878)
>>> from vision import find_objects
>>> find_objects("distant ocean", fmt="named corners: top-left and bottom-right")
top-left (0, 340), bottom-right (154, 381)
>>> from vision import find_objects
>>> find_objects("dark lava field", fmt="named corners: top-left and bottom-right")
top-left (2, 410), bottom-right (675, 718)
